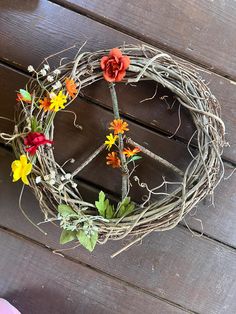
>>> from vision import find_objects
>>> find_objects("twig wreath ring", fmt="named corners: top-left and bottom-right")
top-left (2, 44), bottom-right (225, 257)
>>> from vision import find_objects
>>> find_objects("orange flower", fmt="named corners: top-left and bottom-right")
top-left (109, 119), bottom-right (129, 135)
top-left (100, 48), bottom-right (130, 82)
top-left (65, 78), bottom-right (77, 98)
top-left (39, 97), bottom-right (51, 112)
top-left (123, 147), bottom-right (141, 158)
top-left (106, 152), bottom-right (121, 168)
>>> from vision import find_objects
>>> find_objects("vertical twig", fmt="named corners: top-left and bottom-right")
top-left (109, 83), bottom-right (129, 199)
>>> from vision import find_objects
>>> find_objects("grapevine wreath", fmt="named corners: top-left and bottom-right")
top-left (1, 44), bottom-right (226, 257)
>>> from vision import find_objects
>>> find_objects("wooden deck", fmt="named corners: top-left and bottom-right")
top-left (0, 1), bottom-right (236, 313)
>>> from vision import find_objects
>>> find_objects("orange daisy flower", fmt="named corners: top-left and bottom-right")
top-left (109, 119), bottom-right (129, 135)
top-left (123, 147), bottom-right (141, 158)
top-left (39, 97), bottom-right (51, 112)
top-left (65, 78), bottom-right (77, 98)
top-left (106, 152), bottom-right (121, 168)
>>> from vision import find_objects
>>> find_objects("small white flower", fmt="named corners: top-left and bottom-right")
top-left (27, 65), bottom-right (35, 73)
top-left (71, 182), bottom-right (77, 189)
top-left (43, 64), bottom-right (50, 71)
top-left (47, 75), bottom-right (54, 82)
top-left (50, 170), bottom-right (56, 179)
top-left (44, 174), bottom-right (50, 181)
top-left (49, 179), bottom-right (56, 186)
top-left (65, 173), bottom-right (71, 180)
top-left (58, 184), bottom-right (64, 191)
top-left (40, 69), bottom-right (47, 76)
top-left (70, 158), bottom-right (75, 164)
top-left (49, 92), bottom-right (56, 99)
top-left (61, 175), bottom-right (65, 181)
top-left (35, 176), bottom-right (41, 184)
top-left (53, 69), bottom-right (61, 75)
top-left (52, 81), bottom-right (62, 90)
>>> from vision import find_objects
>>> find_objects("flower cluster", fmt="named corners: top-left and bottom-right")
top-left (104, 119), bottom-right (141, 168)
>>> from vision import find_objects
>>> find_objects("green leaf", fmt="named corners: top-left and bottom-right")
top-left (77, 230), bottom-right (98, 252)
top-left (95, 191), bottom-right (114, 219)
top-left (60, 229), bottom-right (76, 244)
top-left (31, 116), bottom-right (42, 132)
top-left (129, 155), bottom-right (142, 162)
top-left (117, 197), bottom-right (135, 218)
top-left (19, 89), bottom-right (31, 102)
top-left (58, 204), bottom-right (75, 217)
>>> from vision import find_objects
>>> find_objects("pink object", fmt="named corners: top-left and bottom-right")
top-left (0, 299), bottom-right (21, 314)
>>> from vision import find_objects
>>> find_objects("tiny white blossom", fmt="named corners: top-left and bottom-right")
top-left (44, 174), bottom-right (50, 181)
top-left (61, 175), bottom-right (65, 181)
top-left (35, 176), bottom-right (41, 184)
top-left (49, 179), bottom-right (56, 186)
top-left (70, 158), bottom-right (75, 163)
top-left (58, 184), bottom-right (64, 191)
top-left (71, 182), bottom-right (77, 189)
top-left (47, 75), bottom-right (54, 82)
top-left (53, 69), bottom-right (61, 75)
top-left (27, 65), bottom-right (35, 72)
top-left (65, 173), bottom-right (71, 180)
top-left (52, 81), bottom-right (62, 90)
top-left (40, 69), bottom-right (47, 76)
top-left (49, 92), bottom-right (56, 99)
top-left (43, 64), bottom-right (50, 71)
top-left (50, 170), bottom-right (56, 179)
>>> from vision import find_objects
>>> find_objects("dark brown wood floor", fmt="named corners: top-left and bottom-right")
top-left (0, 1), bottom-right (236, 313)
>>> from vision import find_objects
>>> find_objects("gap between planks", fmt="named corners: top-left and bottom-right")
top-left (0, 225), bottom-right (197, 314)
top-left (49, 0), bottom-right (236, 82)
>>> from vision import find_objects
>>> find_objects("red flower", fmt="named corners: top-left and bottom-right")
top-left (24, 132), bottom-right (53, 155)
top-left (100, 48), bottom-right (130, 82)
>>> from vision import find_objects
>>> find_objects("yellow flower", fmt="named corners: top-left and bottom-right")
top-left (11, 155), bottom-right (32, 185)
top-left (104, 133), bottom-right (118, 150)
top-left (49, 91), bottom-right (67, 112)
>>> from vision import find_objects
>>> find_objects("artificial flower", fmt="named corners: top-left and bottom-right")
top-left (11, 155), bottom-right (32, 185)
top-left (16, 89), bottom-right (31, 103)
top-left (24, 132), bottom-right (53, 155)
top-left (53, 69), bottom-right (61, 75)
top-left (106, 152), bottom-right (121, 168)
top-left (43, 64), bottom-right (50, 71)
top-left (39, 97), bottom-right (51, 112)
top-left (104, 133), bottom-right (118, 150)
top-left (109, 119), bottom-right (129, 135)
top-left (27, 65), bottom-right (35, 72)
top-left (100, 48), bottom-right (130, 82)
top-left (47, 75), bottom-right (54, 82)
top-left (40, 69), bottom-right (47, 76)
top-left (123, 147), bottom-right (141, 158)
top-left (65, 78), bottom-right (77, 98)
top-left (52, 81), bottom-right (62, 90)
top-left (49, 91), bottom-right (67, 112)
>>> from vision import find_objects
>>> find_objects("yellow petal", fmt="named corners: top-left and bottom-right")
top-left (20, 155), bottom-right (28, 167)
top-left (22, 174), bottom-right (29, 185)
top-left (11, 160), bottom-right (21, 172)
top-left (23, 163), bottom-right (32, 176)
top-left (13, 168), bottom-right (22, 182)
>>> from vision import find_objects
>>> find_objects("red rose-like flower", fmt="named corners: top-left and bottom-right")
top-left (24, 132), bottom-right (53, 156)
top-left (100, 48), bottom-right (130, 82)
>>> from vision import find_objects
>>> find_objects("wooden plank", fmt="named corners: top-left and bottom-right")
top-left (0, 230), bottom-right (186, 314)
top-left (1, 148), bottom-right (236, 314)
top-left (58, 0), bottom-right (236, 79)
top-left (0, 1), bottom-right (235, 163)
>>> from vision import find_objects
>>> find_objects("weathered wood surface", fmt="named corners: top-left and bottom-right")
top-left (57, 0), bottom-right (236, 79)
top-left (0, 229), bottom-right (188, 314)
top-left (1, 148), bottom-right (236, 314)
top-left (0, 1), bottom-right (236, 313)
top-left (0, 0), bottom-right (235, 162)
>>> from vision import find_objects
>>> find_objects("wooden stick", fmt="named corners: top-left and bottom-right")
top-left (126, 137), bottom-right (184, 177)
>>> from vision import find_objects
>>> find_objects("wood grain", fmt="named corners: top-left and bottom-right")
top-left (0, 229), bottom-right (187, 314)
top-left (58, 0), bottom-right (236, 79)
top-left (0, 0), bottom-right (235, 162)
top-left (1, 148), bottom-right (236, 314)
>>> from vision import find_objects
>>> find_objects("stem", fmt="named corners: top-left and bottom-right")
top-left (126, 137), bottom-right (184, 177)
top-left (109, 83), bottom-right (129, 199)
top-left (72, 144), bottom-right (105, 177)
